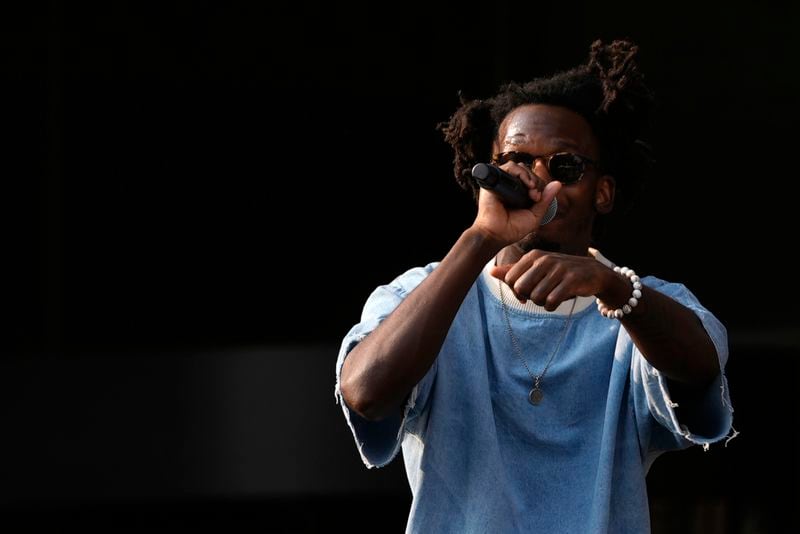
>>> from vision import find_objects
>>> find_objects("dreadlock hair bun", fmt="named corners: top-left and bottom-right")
top-left (589, 39), bottom-right (643, 114)
top-left (587, 39), bottom-right (654, 149)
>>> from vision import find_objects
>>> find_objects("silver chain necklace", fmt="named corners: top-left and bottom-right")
top-left (498, 280), bottom-right (577, 406)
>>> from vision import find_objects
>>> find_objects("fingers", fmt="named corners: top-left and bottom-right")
top-left (527, 269), bottom-right (563, 309)
top-left (518, 276), bottom-right (573, 310)
top-left (531, 181), bottom-right (561, 217)
top-left (499, 162), bottom-right (544, 203)
top-left (494, 163), bottom-right (561, 226)
top-left (499, 161), bottom-right (537, 188)
top-left (538, 281), bottom-right (573, 311)
top-left (492, 261), bottom-right (546, 304)
top-left (495, 251), bottom-right (576, 309)
top-left (511, 258), bottom-right (559, 306)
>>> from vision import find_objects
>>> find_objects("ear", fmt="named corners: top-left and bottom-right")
top-left (594, 174), bottom-right (616, 214)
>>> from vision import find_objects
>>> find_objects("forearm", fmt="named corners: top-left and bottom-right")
top-left (340, 228), bottom-right (501, 421)
top-left (600, 276), bottom-right (720, 388)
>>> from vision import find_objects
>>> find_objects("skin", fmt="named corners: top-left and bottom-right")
top-left (340, 104), bottom-right (720, 423)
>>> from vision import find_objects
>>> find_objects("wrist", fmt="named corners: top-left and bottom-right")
top-left (596, 266), bottom-right (643, 320)
top-left (596, 267), bottom-right (631, 306)
top-left (462, 226), bottom-right (505, 259)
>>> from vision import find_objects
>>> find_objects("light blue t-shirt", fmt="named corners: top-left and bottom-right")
top-left (334, 260), bottom-right (733, 533)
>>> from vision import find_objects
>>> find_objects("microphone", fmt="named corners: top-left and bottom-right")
top-left (471, 163), bottom-right (558, 225)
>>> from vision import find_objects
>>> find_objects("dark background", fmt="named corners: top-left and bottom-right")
top-left (4, 1), bottom-right (798, 532)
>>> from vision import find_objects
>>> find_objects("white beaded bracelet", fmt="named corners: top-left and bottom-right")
top-left (596, 266), bottom-right (643, 319)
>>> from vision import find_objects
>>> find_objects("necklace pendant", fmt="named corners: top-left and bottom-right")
top-left (529, 387), bottom-right (543, 405)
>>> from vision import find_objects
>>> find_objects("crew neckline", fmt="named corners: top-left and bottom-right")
top-left (481, 254), bottom-right (602, 316)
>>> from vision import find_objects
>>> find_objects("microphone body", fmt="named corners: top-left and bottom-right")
top-left (471, 163), bottom-right (558, 225)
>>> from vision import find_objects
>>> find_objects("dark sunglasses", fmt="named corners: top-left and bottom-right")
top-left (491, 151), bottom-right (600, 185)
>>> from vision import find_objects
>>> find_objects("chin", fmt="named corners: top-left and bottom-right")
top-left (519, 223), bottom-right (591, 256)
top-left (519, 233), bottom-right (562, 253)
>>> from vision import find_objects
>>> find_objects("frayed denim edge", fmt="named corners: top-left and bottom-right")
top-left (334, 333), bottom-right (416, 469)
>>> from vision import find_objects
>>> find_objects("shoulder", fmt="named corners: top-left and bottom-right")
top-left (357, 262), bottom-right (440, 321)
top-left (592, 250), bottom-right (698, 303)
top-left (640, 274), bottom-right (678, 291)
top-left (382, 262), bottom-right (440, 298)
top-left (640, 274), bottom-right (700, 303)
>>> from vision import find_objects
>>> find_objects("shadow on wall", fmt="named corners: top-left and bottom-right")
top-left (0, 344), bottom-right (794, 533)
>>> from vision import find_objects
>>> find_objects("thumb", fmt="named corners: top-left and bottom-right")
top-left (489, 263), bottom-right (513, 281)
top-left (531, 181), bottom-right (562, 220)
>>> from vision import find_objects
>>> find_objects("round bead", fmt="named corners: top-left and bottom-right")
top-left (597, 262), bottom-right (643, 320)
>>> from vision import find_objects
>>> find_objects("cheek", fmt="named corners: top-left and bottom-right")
top-left (562, 190), bottom-right (597, 227)
top-left (563, 187), bottom-right (596, 213)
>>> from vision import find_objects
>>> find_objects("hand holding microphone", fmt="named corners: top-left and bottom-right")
top-left (471, 163), bottom-right (558, 225)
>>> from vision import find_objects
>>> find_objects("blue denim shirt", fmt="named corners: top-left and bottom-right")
top-left (335, 260), bottom-right (733, 533)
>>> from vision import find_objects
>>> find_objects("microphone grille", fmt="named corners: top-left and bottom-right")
top-left (540, 197), bottom-right (558, 225)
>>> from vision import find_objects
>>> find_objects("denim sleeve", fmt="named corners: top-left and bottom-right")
top-left (630, 277), bottom-right (735, 458)
top-left (333, 264), bottom-right (438, 469)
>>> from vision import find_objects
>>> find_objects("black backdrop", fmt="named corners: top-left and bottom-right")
top-left (4, 1), bottom-right (799, 532)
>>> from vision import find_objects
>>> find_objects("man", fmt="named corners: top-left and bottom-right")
top-left (335, 40), bottom-right (734, 533)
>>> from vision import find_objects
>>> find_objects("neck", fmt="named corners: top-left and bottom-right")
top-left (499, 239), bottom-right (591, 264)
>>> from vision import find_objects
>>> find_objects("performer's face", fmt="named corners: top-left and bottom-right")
top-left (493, 104), bottom-right (615, 256)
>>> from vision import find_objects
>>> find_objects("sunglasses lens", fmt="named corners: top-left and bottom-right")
top-left (549, 154), bottom-right (585, 183)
